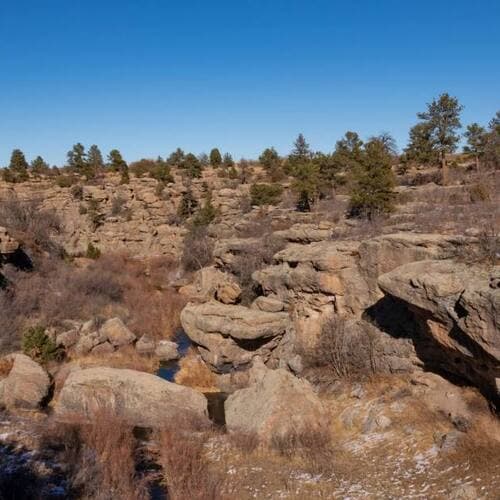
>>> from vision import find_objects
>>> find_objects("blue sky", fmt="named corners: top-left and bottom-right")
top-left (1, 0), bottom-right (499, 166)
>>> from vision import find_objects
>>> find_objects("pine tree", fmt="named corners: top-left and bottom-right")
top-left (177, 188), bottom-right (198, 220)
top-left (288, 133), bottom-right (312, 170)
top-left (192, 191), bottom-right (217, 227)
top-left (181, 153), bottom-right (202, 178)
top-left (107, 149), bottom-right (129, 184)
top-left (209, 148), bottom-right (222, 167)
top-left (167, 148), bottom-right (185, 167)
top-left (7, 149), bottom-right (29, 182)
top-left (259, 147), bottom-right (280, 169)
top-left (67, 143), bottom-right (87, 175)
top-left (349, 138), bottom-right (396, 219)
top-left (30, 156), bottom-right (50, 176)
top-left (403, 123), bottom-right (439, 166)
top-left (222, 152), bottom-right (234, 168)
top-left (417, 93), bottom-right (463, 184)
top-left (87, 145), bottom-right (104, 177)
top-left (464, 123), bottom-right (487, 171)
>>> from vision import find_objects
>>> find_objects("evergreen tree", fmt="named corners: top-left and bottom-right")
top-left (167, 148), bottom-right (185, 167)
top-left (222, 152), bottom-right (234, 168)
top-left (177, 187), bottom-right (198, 221)
top-left (291, 162), bottom-right (321, 211)
top-left (108, 149), bottom-right (129, 184)
top-left (288, 133), bottom-right (312, 169)
top-left (417, 93), bottom-right (463, 184)
top-left (209, 148), bottom-right (222, 167)
top-left (30, 156), bottom-right (50, 176)
top-left (67, 143), bottom-right (87, 175)
top-left (403, 122), bottom-right (439, 166)
top-left (349, 138), bottom-right (396, 219)
top-left (484, 111), bottom-right (500, 168)
top-left (259, 147), bottom-right (280, 169)
top-left (192, 190), bottom-right (217, 227)
top-left (464, 123), bottom-right (487, 171)
top-left (152, 156), bottom-right (174, 183)
top-left (181, 153), bottom-right (202, 178)
top-left (87, 145), bottom-right (104, 177)
top-left (7, 149), bottom-right (29, 181)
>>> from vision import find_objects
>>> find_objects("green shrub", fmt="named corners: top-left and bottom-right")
top-left (250, 183), bottom-right (283, 206)
top-left (22, 326), bottom-right (62, 363)
top-left (55, 175), bottom-right (78, 188)
top-left (86, 242), bottom-right (101, 259)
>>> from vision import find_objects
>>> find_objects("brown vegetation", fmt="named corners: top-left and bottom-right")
top-left (158, 417), bottom-right (225, 500)
top-left (39, 411), bottom-right (148, 499)
top-left (174, 348), bottom-right (218, 391)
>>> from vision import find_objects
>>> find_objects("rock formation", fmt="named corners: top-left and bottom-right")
top-left (55, 366), bottom-right (209, 427)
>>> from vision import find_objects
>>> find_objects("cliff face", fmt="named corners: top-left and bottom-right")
top-left (0, 169), bottom-right (251, 258)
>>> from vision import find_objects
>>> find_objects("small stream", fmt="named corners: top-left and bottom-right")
top-left (156, 329), bottom-right (227, 427)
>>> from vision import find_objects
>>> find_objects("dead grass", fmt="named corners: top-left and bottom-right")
top-left (0, 357), bottom-right (13, 376)
top-left (158, 418), bottom-right (225, 500)
top-left (38, 411), bottom-right (148, 500)
top-left (0, 252), bottom-right (184, 355)
top-left (76, 345), bottom-right (159, 373)
top-left (174, 348), bottom-right (218, 391)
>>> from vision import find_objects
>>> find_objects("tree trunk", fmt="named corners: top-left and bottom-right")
top-left (475, 154), bottom-right (480, 173)
top-left (441, 151), bottom-right (448, 185)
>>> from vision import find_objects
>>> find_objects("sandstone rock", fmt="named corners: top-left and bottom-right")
top-left (91, 341), bottom-right (115, 355)
top-left (99, 318), bottom-right (136, 347)
top-left (55, 367), bottom-right (208, 427)
top-left (155, 340), bottom-right (179, 361)
top-left (215, 281), bottom-right (241, 304)
top-left (252, 296), bottom-right (285, 312)
top-left (74, 330), bottom-right (107, 356)
top-left (213, 238), bottom-right (261, 269)
top-left (181, 302), bottom-right (289, 342)
top-left (136, 335), bottom-right (156, 355)
top-left (56, 329), bottom-right (80, 349)
top-left (273, 222), bottom-right (334, 243)
top-left (0, 227), bottom-right (19, 254)
top-left (225, 365), bottom-right (325, 439)
top-left (379, 261), bottom-right (500, 404)
top-left (0, 354), bottom-right (50, 410)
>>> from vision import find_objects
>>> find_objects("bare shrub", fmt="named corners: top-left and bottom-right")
top-left (269, 424), bottom-right (334, 474)
top-left (302, 316), bottom-right (380, 381)
top-left (231, 234), bottom-right (286, 305)
top-left (111, 195), bottom-right (128, 216)
top-left (181, 225), bottom-right (213, 272)
top-left (0, 253), bottom-right (184, 353)
top-left (158, 419), bottom-right (224, 500)
top-left (39, 411), bottom-right (148, 500)
top-left (0, 196), bottom-right (63, 257)
top-left (227, 430), bottom-right (259, 454)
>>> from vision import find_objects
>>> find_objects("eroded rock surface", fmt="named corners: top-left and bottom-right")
top-left (55, 367), bottom-right (208, 427)
top-left (378, 260), bottom-right (500, 403)
top-left (0, 354), bottom-right (51, 410)
top-left (225, 361), bottom-right (326, 439)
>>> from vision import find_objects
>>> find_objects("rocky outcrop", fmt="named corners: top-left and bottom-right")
top-left (378, 260), bottom-right (500, 404)
top-left (273, 222), bottom-right (334, 243)
top-left (180, 302), bottom-right (289, 372)
top-left (58, 317), bottom-right (137, 356)
top-left (0, 354), bottom-right (51, 410)
top-left (55, 367), bottom-right (208, 427)
top-left (225, 360), bottom-right (326, 439)
top-left (0, 227), bottom-right (19, 255)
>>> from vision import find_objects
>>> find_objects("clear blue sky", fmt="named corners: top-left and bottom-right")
top-left (1, 0), bottom-right (499, 166)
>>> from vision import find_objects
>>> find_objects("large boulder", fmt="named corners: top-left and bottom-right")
top-left (0, 354), bottom-right (51, 410)
top-left (99, 317), bottom-right (136, 347)
top-left (55, 367), bottom-right (208, 427)
top-left (225, 362), bottom-right (326, 439)
top-left (378, 260), bottom-right (500, 404)
top-left (181, 302), bottom-right (289, 342)
top-left (180, 302), bottom-right (289, 372)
